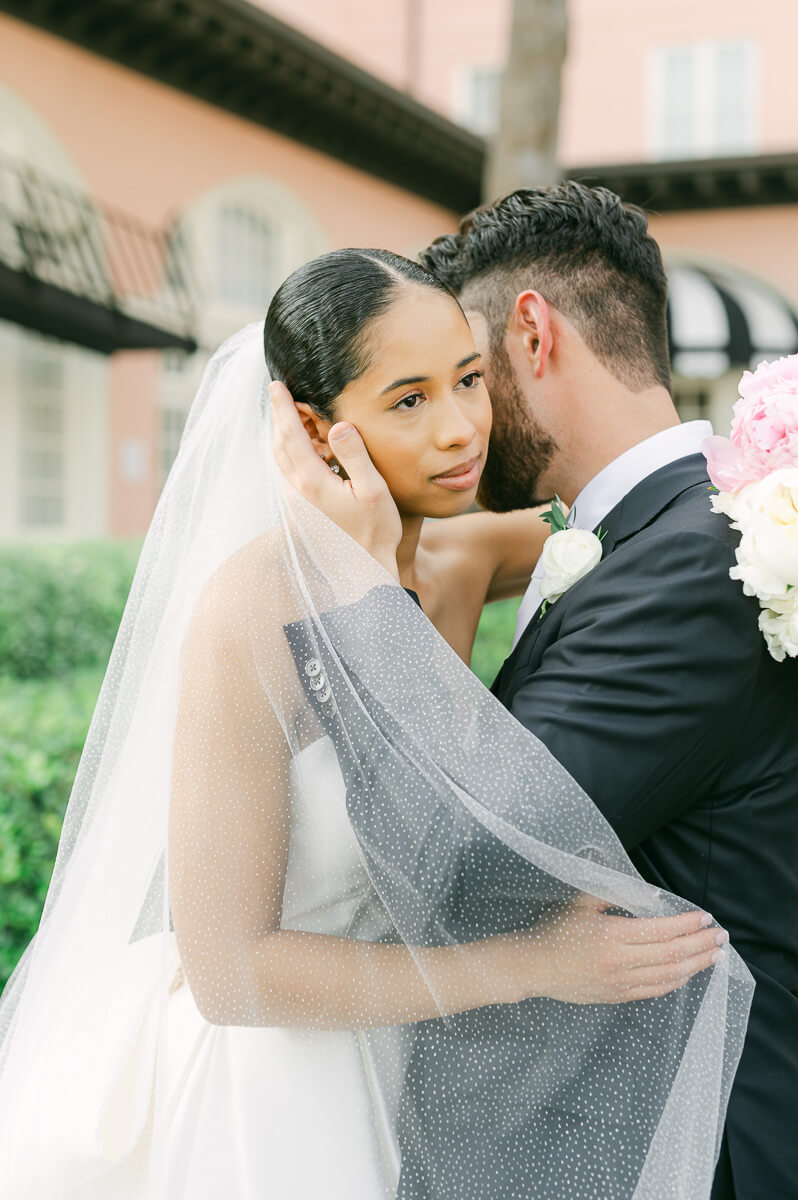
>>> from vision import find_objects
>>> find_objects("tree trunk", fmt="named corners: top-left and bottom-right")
top-left (483, 0), bottom-right (568, 201)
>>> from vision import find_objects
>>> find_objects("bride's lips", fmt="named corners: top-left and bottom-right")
top-left (430, 455), bottom-right (482, 492)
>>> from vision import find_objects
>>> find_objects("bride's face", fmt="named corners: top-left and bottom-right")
top-left (331, 287), bottom-right (493, 519)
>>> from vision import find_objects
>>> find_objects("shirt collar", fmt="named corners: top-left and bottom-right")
top-left (569, 421), bottom-right (713, 533)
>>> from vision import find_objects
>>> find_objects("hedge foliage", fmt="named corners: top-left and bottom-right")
top-left (470, 597), bottom-right (520, 687)
top-left (0, 668), bottom-right (105, 987)
top-left (0, 541), bottom-right (140, 988)
top-left (0, 540), bottom-right (141, 679)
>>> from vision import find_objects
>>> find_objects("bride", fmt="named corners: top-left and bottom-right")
top-left (0, 248), bottom-right (750, 1200)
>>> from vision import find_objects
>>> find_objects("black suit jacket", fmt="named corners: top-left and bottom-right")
top-left (491, 454), bottom-right (798, 1199)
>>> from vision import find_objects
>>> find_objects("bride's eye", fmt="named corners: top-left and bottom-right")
top-left (458, 370), bottom-right (484, 389)
top-left (391, 392), bottom-right (425, 412)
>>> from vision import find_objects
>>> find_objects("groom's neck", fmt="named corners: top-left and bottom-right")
top-left (551, 380), bottom-right (681, 506)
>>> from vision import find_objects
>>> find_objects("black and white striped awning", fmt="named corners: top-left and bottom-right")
top-left (666, 260), bottom-right (798, 379)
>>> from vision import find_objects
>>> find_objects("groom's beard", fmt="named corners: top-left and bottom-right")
top-left (477, 344), bottom-right (558, 512)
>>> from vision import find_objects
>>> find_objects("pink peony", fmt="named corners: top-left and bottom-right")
top-left (703, 354), bottom-right (798, 493)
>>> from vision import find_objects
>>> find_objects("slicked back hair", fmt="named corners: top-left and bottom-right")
top-left (420, 182), bottom-right (671, 393)
top-left (264, 248), bottom-right (458, 420)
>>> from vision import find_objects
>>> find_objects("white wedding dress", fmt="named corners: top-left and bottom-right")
top-left (71, 738), bottom-right (400, 1200)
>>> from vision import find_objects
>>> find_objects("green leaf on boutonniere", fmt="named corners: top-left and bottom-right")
top-left (540, 495), bottom-right (570, 534)
top-left (538, 600), bottom-right (549, 620)
top-left (596, 525), bottom-right (608, 543)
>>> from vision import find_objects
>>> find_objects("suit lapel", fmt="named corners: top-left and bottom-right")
top-left (494, 583), bottom-right (557, 689)
top-left (594, 453), bottom-right (711, 554)
top-left (490, 454), bottom-right (712, 698)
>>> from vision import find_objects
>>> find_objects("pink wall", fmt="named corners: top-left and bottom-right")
top-left (560, 0), bottom-right (798, 165)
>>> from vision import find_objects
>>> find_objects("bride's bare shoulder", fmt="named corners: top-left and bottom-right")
top-left (187, 529), bottom-right (298, 651)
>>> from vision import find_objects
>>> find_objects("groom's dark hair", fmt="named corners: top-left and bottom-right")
top-left (419, 181), bottom-right (671, 393)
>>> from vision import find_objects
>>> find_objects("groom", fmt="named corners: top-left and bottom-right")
top-left (414, 184), bottom-right (798, 1200)
top-left (279, 183), bottom-right (798, 1198)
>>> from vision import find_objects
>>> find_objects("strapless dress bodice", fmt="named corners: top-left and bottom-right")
top-left (280, 735), bottom-right (372, 934)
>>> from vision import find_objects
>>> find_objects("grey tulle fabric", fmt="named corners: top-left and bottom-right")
top-left (0, 323), bottom-right (753, 1198)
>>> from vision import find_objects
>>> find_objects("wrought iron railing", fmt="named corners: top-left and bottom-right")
top-left (0, 151), bottom-right (198, 351)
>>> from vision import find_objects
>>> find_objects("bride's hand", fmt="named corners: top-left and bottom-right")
top-left (488, 895), bottom-right (729, 1006)
top-left (270, 381), bottom-right (402, 579)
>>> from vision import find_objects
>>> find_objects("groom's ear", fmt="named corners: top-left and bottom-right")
top-left (294, 402), bottom-right (333, 459)
top-left (515, 290), bottom-right (553, 379)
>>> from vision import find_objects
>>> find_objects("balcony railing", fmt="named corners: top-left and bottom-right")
top-left (0, 152), bottom-right (198, 354)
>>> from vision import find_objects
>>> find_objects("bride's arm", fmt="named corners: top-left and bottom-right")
top-left (421, 508), bottom-right (551, 605)
top-left (168, 552), bottom-right (722, 1031)
top-left (167, 562), bottom-right (512, 1029)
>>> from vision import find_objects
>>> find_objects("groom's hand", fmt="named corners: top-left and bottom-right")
top-left (270, 381), bottom-right (401, 579)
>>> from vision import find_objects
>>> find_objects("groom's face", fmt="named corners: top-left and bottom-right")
top-left (464, 309), bottom-right (558, 511)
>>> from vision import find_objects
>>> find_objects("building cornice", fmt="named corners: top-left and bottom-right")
top-left (1, 0), bottom-right (483, 212)
top-left (567, 152), bottom-right (798, 213)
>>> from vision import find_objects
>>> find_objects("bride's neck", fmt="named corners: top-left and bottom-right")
top-left (396, 513), bottom-right (425, 591)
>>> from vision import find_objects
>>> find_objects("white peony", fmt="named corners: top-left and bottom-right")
top-left (758, 592), bottom-right (798, 662)
top-left (539, 527), bottom-right (603, 604)
top-left (729, 468), bottom-right (798, 605)
top-left (710, 481), bottom-right (760, 531)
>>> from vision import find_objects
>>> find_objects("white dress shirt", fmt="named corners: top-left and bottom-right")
top-left (511, 420), bottom-right (713, 648)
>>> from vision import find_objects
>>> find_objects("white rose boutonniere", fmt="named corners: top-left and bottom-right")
top-left (538, 497), bottom-right (604, 615)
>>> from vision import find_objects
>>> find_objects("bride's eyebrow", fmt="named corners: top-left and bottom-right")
top-left (379, 353), bottom-right (481, 396)
top-left (380, 374), bottom-right (429, 395)
top-left (456, 352), bottom-right (481, 370)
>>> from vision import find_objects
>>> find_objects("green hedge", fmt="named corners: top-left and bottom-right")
top-left (0, 540), bottom-right (139, 986)
top-left (470, 597), bottom-right (520, 687)
top-left (0, 668), bottom-right (104, 987)
top-left (0, 540), bottom-right (141, 679)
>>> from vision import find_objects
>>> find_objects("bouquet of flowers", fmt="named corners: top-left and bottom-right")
top-left (703, 354), bottom-right (798, 661)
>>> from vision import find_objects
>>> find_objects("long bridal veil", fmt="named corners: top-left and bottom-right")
top-left (0, 322), bottom-right (752, 1199)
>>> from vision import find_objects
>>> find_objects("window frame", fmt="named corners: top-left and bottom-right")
top-left (648, 39), bottom-right (759, 160)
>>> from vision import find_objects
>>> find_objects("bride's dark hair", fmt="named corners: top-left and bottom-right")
top-left (263, 248), bottom-right (458, 418)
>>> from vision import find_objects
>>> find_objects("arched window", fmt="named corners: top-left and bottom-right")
top-left (216, 204), bottom-right (279, 309)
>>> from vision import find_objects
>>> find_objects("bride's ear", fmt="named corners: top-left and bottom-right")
top-left (293, 401), bottom-right (333, 461)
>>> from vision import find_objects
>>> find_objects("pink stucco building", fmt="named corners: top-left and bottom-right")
top-left (2, 0), bottom-right (798, 540)
top-left (0, 2), bottom-right (471, 539)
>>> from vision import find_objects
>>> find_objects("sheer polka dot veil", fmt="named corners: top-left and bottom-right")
top-left (0, 323), bottom-right (753, 1199)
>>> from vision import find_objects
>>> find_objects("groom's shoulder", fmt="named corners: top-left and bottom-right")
top-left (654, 476), bottom-right (737, 546)
top-left (567, 479), bottom-right (750, 621)
top-left (612, 475), bottom-right (740, 569)
top-left (559, 480), bottom-right (766, 660)
top-left (552, 505), bottom-right (762, 675)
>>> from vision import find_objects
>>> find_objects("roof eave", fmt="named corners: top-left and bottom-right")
top-left (568, 152), bottom-right (798, 213)
top-left (1, 0), bottom-right (483, 212)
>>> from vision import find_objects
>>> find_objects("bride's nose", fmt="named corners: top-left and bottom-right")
top-left (433, 395), bottom-right (477, 450)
